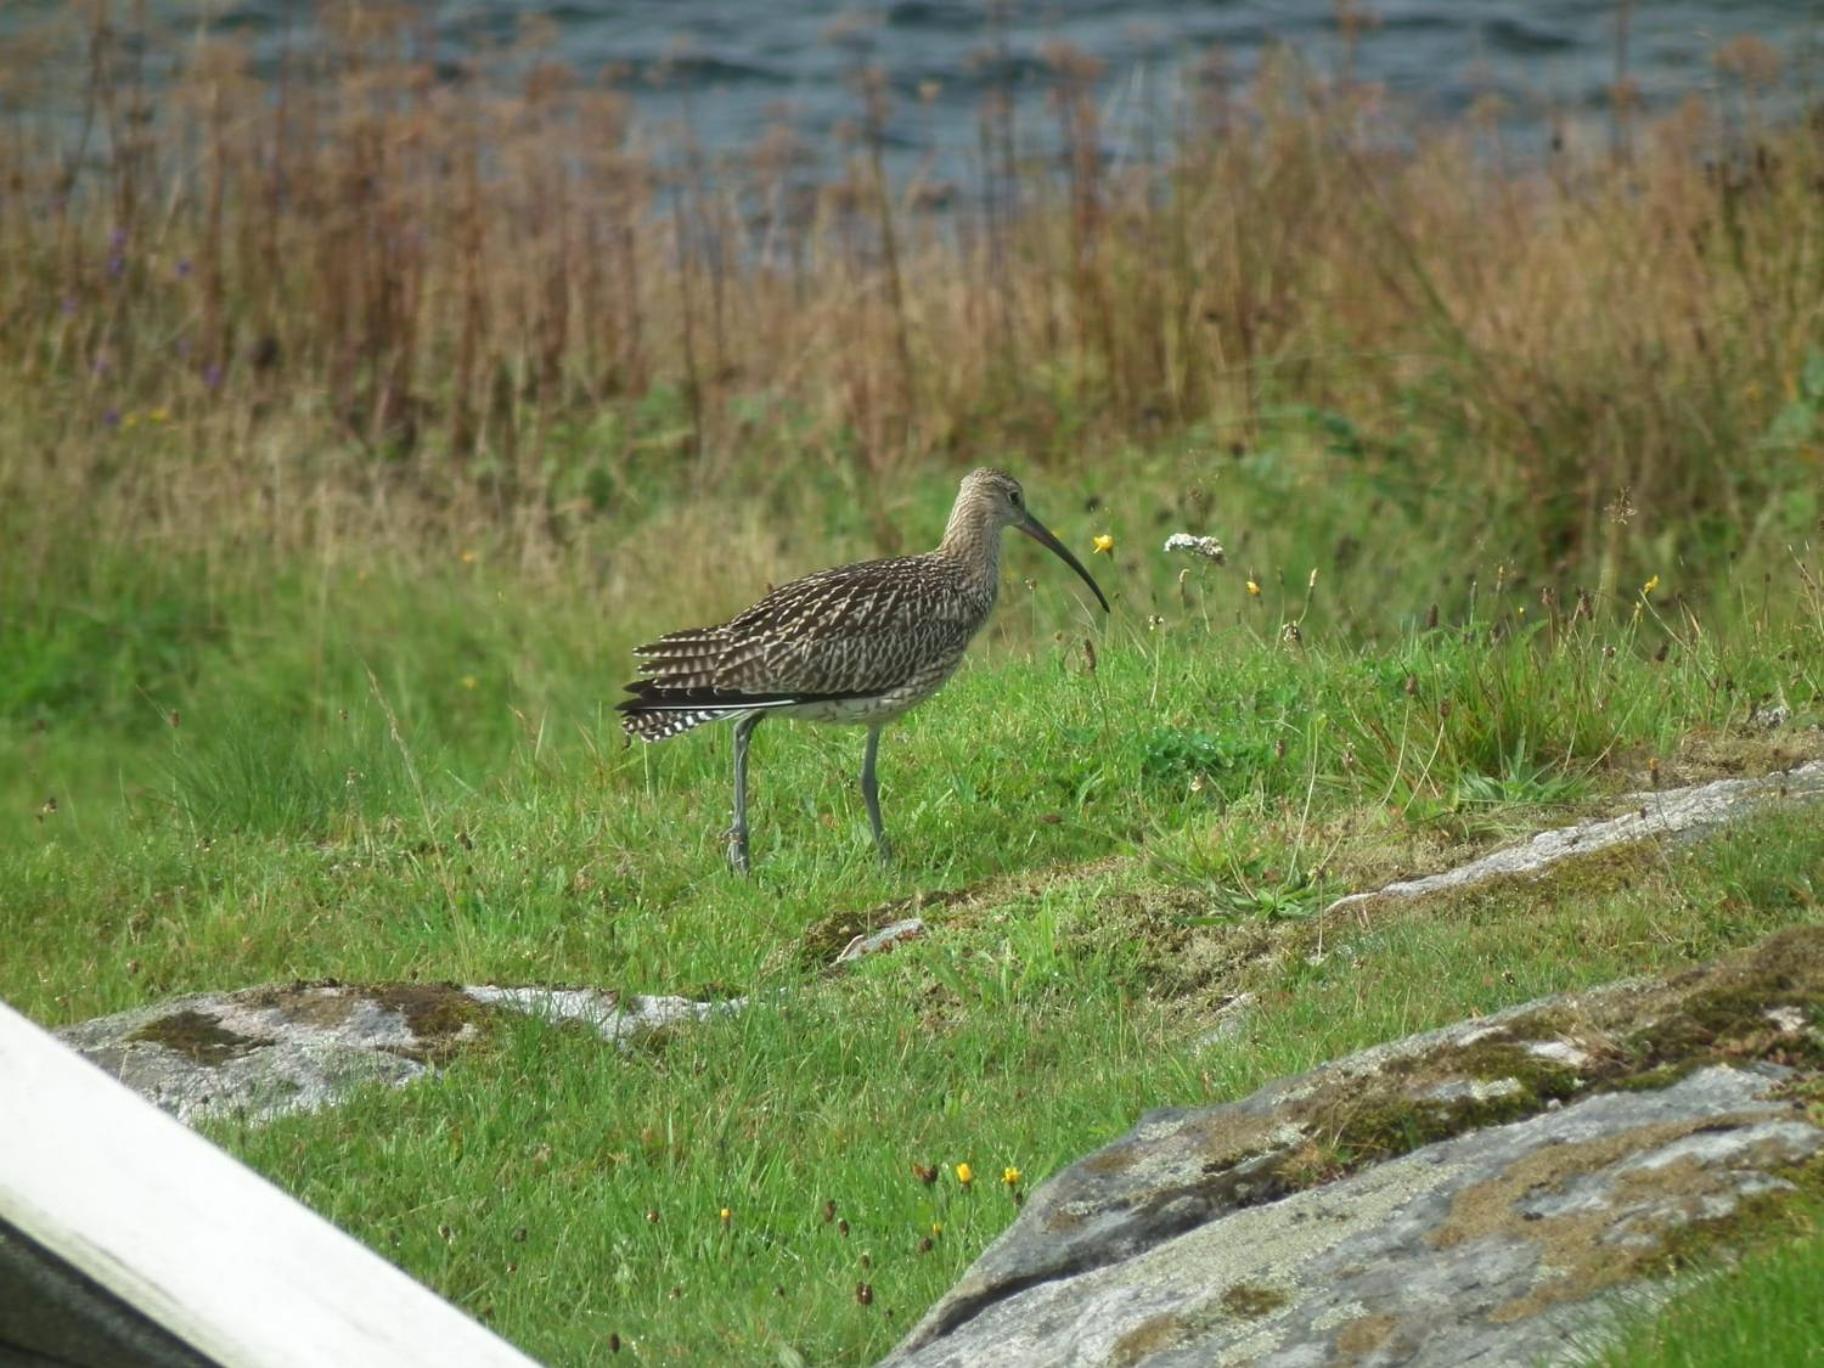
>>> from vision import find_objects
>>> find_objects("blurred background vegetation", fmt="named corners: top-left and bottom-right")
top-left (3, 5), bottom-right (1817, 584)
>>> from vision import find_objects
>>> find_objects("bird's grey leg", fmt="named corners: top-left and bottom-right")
top-left (860, 723), bottom-right (890, 863)
top-left (729, 712), bottom-right (763, 873)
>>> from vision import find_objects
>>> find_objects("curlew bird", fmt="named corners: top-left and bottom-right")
top-left (617, 468), bottom-right (1110, 870)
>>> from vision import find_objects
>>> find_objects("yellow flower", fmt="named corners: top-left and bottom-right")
top-left (719, 1207), bottom-right (732, 1226)
top-left (1246, 580), bottom-right (1262, 597)
top-left (460, 549), bottom-right (478, 565)
top-left (955, 1163), bottom-right (974, 1187)
top-left (148, 406), bottom-right (171, 424)
top-left (930, 1221), bottom-right (943, 1237)
top-left (1091, 534), bottom-right (1115, 556)
top-left (1002, 1166), bottom-right (1022, 1187)
top-left (1642, 574), bottom-right (1660, 595)
top-left (460, 675), bottom-right (478, 691)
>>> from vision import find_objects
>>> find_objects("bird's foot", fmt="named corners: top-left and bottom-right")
top-left (873, 835), bottom-right (893, 866)
top-left (727, 827), bottom-right (752, 875)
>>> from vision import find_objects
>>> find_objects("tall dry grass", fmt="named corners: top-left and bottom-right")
top-left (0, 4), bottom-right (1818, 586)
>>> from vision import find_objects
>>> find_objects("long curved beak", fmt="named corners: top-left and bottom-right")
top-left (1016, 512), bottom-right (1110, 613)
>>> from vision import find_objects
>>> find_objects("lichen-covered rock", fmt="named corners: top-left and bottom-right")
top-left (1325, 760), bottom-right (1824, 916)
top-left (834, 918), bottom-right (928, 964)
top-left (888, 928), bottom-right (1824, 1367)
top-left (57, 982), bottom-right (732, 1126)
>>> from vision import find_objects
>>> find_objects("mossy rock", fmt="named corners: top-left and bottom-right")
top-left (126, 1009), bottom-right (274, 1066)
top-left (890, 927), bottom-right (1824, 1368)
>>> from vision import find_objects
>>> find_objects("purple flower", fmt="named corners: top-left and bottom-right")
top-left (108, 253), bottom-right (125, 279)
top-left (103, 408), bottom-right (121, 428)
top-left (176, 258), bottom-right (192, 278)
top-left (203, 363), bottom-right (224, 390)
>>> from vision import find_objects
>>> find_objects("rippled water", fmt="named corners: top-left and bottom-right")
top-left (6, 1), bottom-right (1816, 174)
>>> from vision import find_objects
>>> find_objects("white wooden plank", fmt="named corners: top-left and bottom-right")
top-left (0, 998), bottom-right (542, 1368)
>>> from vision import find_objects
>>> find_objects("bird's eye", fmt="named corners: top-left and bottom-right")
top-left (1010, 489), bottom-right (1022, 506)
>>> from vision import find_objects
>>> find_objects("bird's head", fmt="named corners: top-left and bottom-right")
top-left (959, 467), bottom-right (1031, 529)
top-left (957, 467), bottom-right (1110, 613)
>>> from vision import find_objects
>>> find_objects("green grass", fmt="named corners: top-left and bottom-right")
top-left (3, 468), bottom-right (1823, 1362)
top-left (184, 807), bottom-right (1824, 1365)
top-left (6, 532), bottom-right (1817, 1023)
top-left (1592, 1201), bottom-right (1824, 1367)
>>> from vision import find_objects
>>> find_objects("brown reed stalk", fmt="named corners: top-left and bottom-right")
top-left (669, 177), bottom-right (706, 468)
top-left (0, 2), bottom-right (1816, 587)
top-left (1046, 43), bottom-right (1115, 417)
top-left (860, 65), bottom-right (916, 465)
top-left (1610, 0), bottom-right (1637, 164)
top-left (449, 86), bottom-right (485, 458)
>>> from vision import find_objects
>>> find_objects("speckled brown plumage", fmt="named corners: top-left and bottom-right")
top-left (619, 553), bottom-right (995, 740)
top-left (616, 468), bottom-right (1108, 868)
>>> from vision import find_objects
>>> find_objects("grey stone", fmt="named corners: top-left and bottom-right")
top-left (834, 918), bottom-right (929, 964)
top-left (888, 927), bottom-right (1824, 1367)
top-left (461, 985), bottom-right (737, 1043)
top-left (56, 982), bottom-right (733, 1126)
top-left (1193, 994), bottom-right (1258, 1050)
top-left (1324, 760), bottom-right (1824, 917)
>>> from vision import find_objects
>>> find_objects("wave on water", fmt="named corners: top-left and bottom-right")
top-left (0, 0), bottom-right (1812, 177)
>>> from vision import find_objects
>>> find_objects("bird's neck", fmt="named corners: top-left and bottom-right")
top-left (936, 499), bottom-right (1004, 602)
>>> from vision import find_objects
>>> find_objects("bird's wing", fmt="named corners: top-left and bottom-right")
top-left (632, 556), bottom-right (976, 698)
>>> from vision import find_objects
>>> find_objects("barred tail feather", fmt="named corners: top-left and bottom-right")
top-left (619, 706), bottom-right (728, 742)
top-left (615, 685), bottom-right (805, 743)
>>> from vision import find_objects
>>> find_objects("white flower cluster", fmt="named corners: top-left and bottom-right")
top-left (1163, 532), bottom-right (1227, 565)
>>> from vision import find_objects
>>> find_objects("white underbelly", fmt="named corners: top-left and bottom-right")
top-left (781, 662), bottom-right (963, 726)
